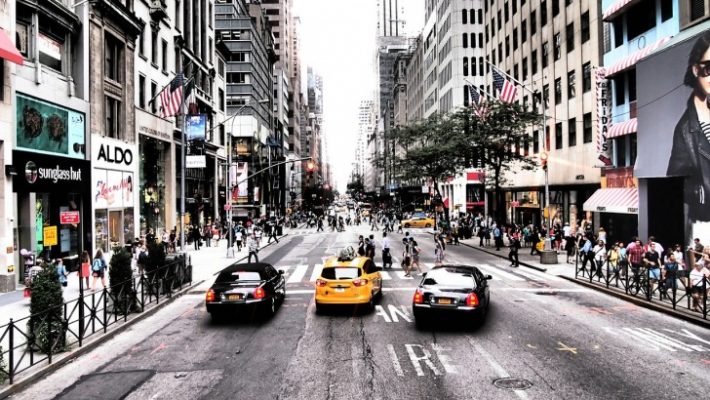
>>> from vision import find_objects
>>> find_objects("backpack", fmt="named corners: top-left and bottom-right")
top-left (92, 258), bottom-right (103, 272)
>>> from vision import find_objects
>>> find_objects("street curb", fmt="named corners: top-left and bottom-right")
top-left (0, 279), bottom-right (204, 400)
top-left (560, 275), bottom-right (710, 329)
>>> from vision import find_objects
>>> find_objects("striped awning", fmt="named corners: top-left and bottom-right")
top-left (603, 37), bottom-right (671, 78)
top-left (607, 118), bottom-right (638, 139)
top-left (583, 188), bottom-right (639, 214)
top-left (603, 0), bottom-right (644, 21)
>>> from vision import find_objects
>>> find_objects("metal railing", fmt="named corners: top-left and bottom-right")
top-left (0, 255), bottom-right (192, 386)
top-left (575, 254), bottom-right (708, 320)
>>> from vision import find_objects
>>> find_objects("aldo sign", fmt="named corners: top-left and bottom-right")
top-left (92, 136), bottom-right (137, 170)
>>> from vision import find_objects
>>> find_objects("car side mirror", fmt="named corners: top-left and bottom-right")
top-left (278, 269), bottom-right (285, 275)
top-left (485, 275), bottom-right (492, 280)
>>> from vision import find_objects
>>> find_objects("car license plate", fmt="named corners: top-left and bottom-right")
top-left (227, 294), bottom-right (242, 301)
top-left (335, 288), bottom-right (345, 293)
top-left (437, 298), bottom-right (452, 305)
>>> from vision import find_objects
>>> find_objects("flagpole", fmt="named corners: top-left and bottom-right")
top-left (463, 78), bottom-right (495, 100)
top-left (485, 60), bottom-right (551, 246)
top-left (180, 75), bottom-right (188, 253)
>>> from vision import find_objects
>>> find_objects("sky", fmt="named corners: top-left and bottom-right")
top-left (294, 0), bottom-right (424, 193)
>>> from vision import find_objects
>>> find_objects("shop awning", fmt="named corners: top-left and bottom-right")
top-left (583, 188), bottom-right (639, 214)
top-left (603, 37), bottom-right (670, 78)
top-left (0, 29), bottom-right (23, 65)
top-left (602, 0), bottom-right (644, 21)
top-left (607, 118), bottom-right (637, 139)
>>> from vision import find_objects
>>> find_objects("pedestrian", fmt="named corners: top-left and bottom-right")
top-left (580, 235), bottom-right (594, 272)
top-left (508, 232), bottom-right (521, 267)
top-left (644, 242), bottom-right (662, 291)
top-left (434, 234), bottom-right (445, 266)
top-left (402, 239), bottom-right (413, 276)
top-left (357, 235), bottom-right (366, 256)
top-left (317, 217), bottom-right (324, 232)
top-left (55, 258), bottom-right (68, 288)
top-left (607, 244), bottom-right (621, 275)
top-left (79, 250), bottom-right (91, 288)
top-left (192, 225), bottom-right (202, 250)
top-left (690, 254), bottom-right (710, 312)
top-left (381, 232), bottom-right (392, 269)
top-left (366, 234), bottom-right (376, 259)
top-left (137, 242), bottom-right (149, 276)
top-left (235, 227), bottom-right (243, 252)
top-left (493, 224), bottom-right (503, 251)
top-left (662, 253), bottom-right (680, 296)
top-left (626, 238), bottom-right (644, 277)
top-left (410, 239), bottom-right (423, 275)
top-left (268, 221), bottom-right (280, 244)
top-left (247, 233), bottom-right (260, 263)
top-left (91, 249), bottom-right (108, 291)
top-left (592, 240), bottom-right (607, 276)
top-left (212, 225), bottom-right (220, 246)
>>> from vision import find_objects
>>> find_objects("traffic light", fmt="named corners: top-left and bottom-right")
top-left (306, 161), bottom-right (315, 174)
top-left (540, 152), bottom-right (548, 171)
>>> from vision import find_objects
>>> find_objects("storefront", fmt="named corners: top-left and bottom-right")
top-left (92, 136), bottom-right (138, 252)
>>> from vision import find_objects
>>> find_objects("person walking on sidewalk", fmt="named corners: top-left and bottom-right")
top-left (592, 240), bottom-right (607, 276)
top-left (410, 239), bottom-right (423, 275)
top-left (508, 232), bottom-right (521, 267)
top-left (317, 217), bottom-right (324, 232)
top-left (402, 239), bottom-right (413, 276)
top-left (690, 258), bottom-right (710, 312)
top-left (247, 233), bottom-right (260, 263)
top-left (56, 258), bottom-right (68, 288)
top-left (203, 225), bottom-right (212, 247)
top-left (580, 235), bottom-right (594, 272)
top-left (234, 227), bottom-right (243, 252)
top-left (79, 251), bottom-right (91, 288)
top-left (381, 232), bottom-right (392, 269)
top-left (366, 234), bottom-right (376, 259)
top-left (492, 224), bottom-right (503, 251)
top-left (627, 239), bottom-right (645, 277)
top-left (434, 234), bottom-right (446, 266)
top-left (268, 221), bottom-right (280, 244)
top-left (357, 235), bottom-right (366, 256)
top-left (192, 226), bottom-right (202, 250)
top-left (91, 249), bottom-right (108, 291)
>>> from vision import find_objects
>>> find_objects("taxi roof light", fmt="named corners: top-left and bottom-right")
top-left (337, 246), bottom-right (357, 262)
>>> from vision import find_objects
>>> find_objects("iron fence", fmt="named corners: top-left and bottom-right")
top-left (0, 255), bottom-right (192, 386)
top-left (574, 254), bottom-right (708, 320)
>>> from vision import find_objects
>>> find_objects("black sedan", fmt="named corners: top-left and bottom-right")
top-left (412, 265), bottom-right (491, 328)
top-left (206, 262), bottom-right (286, 321)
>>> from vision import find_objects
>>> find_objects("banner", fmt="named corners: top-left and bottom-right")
top-left (16, 93), bottom-right (85, 159)
top-left (595, 67), bottom-right (612, 166)
top-left (236, 162), bottom-right (249, 198)
top-left (186, 114), bottom-right (206, 167)
top-left (94, 170), bottom-right (134, 209)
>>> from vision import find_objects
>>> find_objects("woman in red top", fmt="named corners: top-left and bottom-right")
top-left (78, 251), bottom-right (90, 288)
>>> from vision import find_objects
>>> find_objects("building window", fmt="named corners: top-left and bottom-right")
top-left (151, 29), bottom-right (158, 65)
top-left (478, 9), bottom-right (483, 24)
top-left (513, 28), bottom-right (518, 50)
top-left (138, 27), bottom-right (145, 57)
top-left (514, 64), bottom-right (519, 81)
top-left (151, 81), bottom-right (157, 114)
top-left (542, 42), bottom-right (549, 68)
top-left (479, 33), bottom-right (483, 47)
top-left (462, 9), bottom-right (468, 24)
top-left (583, 112), bottom-right (592, 143)
top-left (479, 57), bottom-right (484, 76)
top-left (498, 10), bottom-right (502, 30)
top-left (38, 31), bottom-right (64, 72)
top-left (531, 49), bottom-right (538, 74)
top-left (554, 77), bottom-right (562, 104)
top-left (470, 33), bottom-right (476, 48)
top-left (541, 1), bottom-right (547, 26)
top-left (555, 122), bottom-right (563, 149)
top-left (227, 72), bottom-right (247, 83)
top-left (581, 11), bottom-right (590, 43)
top-left (554, 33), bottom-right (561, 60)
top-left (568, 118), bottom-right (577, 147)
top-left (521, 19), bottom-right (527, 43)
top-left (627, 2), bottom-right (656, 41)
top-left (138, 74), bottom-right (146, 109)
top-left (513, 0), bottom-right (518, 14)
top-left (175, 0), bottom-right (181, 30)
top-left (161, 39), bottom-right (168, 72)
top-left (498, 43), bottom-right (503, 62)
top-left (463, 33), bottom-right (468, 48)
top-left (583, 62), bottom-right (591, 92)
top-left (568, 70), bottom-right (576, 98)
top-left (105, 96), bottom-right (121, 139)
top-left (660, 0), bottom-right (673, 21)
top-left (533, 130), bottom-right (540, 153)
top-left (522, 57), bottom-right (528, 80)
top-left (505, 1), bottom-right (509, 22)
top-left (505, 37), bottom-right (510, 57)
top-left (531, 10), bottom-right (537, 35)
top-left (471, 57), bottom-right (477, 76)
top-left (543, 84), bottom-right (549, 107)
top-left (614, 74), bottom-right (626, 106)
top-left (105, 33), bottom-right (122, 82)
top-left (463, 57), bottom-right (469, 76)
top-left (552, 0), bottom-right (560, 17)
top-left (566, 23), bottom-right (574, 53)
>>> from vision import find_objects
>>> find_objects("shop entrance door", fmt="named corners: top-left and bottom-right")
top-left (109, 210), bottom-right (123, 250)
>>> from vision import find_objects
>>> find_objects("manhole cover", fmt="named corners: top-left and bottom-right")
top-left (493, 377), bottom-right (533, 390)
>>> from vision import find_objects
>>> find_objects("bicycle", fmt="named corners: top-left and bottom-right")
top-left (627, 266), bottom-right (649, 296)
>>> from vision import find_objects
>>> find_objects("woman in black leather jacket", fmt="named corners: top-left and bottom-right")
top-left (667, 31), bottom-right (710, 224)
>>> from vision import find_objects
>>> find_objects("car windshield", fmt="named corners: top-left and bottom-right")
top-left (321, 267), bottom-right (361, 280)
top-left (215, 270), bottom-right (263, 283)
top-left (422, 269), bottom-right (476, 287)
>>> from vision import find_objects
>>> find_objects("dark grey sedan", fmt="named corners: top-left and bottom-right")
top-left (206, 263), bottom-right (286, 321)
top-left (412, 265), bottom-right (491, 328)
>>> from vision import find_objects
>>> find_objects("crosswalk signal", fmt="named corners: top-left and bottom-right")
top-left (540, 152), bottom-right (548, 171)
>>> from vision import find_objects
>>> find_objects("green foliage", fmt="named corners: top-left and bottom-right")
top-left (0, 344), bottom-right (7, 384)
top-left (109, 248), bottom-right (138, 314)
top-left (145, 241), bottom-right (166, 275)
top-left (28, 263), bottom-right (65, 353)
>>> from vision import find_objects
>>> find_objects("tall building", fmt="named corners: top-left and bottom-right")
top-left (356, 99), bottom-right (376, 183)
top-left (304, 66), bottom-right (324, 188)
top-left (378, 0), bottom-right (407, 36)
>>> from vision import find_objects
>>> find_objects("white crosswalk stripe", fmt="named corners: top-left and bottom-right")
top-left (476, 264), bottom-right (525, 282)
top-left (380, 271), bottom-right (392, 280)
top-left (309, 264), bottom-right (324, 281)
top-left (514, 268), bottom-right (563, 282)
top-left (395, 271), bottom-right (414, 280)
top-left (287, 264), bottom-right (309, 284)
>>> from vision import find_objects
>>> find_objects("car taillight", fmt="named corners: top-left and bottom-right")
top-left (413, 289), bottom-right (424, 304)
top-left (466, 292), bottom-right (479, 307)
top-left (254, 287), bottom-right (265, 299)
top-left (353, 278), bottom-right (368, 287)
top-left (316, 279), bottom-right (327, 287)
top-left (206, 289), bottom-right (216, 303)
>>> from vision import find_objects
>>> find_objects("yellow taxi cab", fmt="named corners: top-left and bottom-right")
top-left (401, 216), bottom-right (434, 228)
top-left (315, 247), bottom-right (382, 312)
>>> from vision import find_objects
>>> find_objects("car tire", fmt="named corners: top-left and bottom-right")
top-left (262, 297), bottom-right (277, 319)
top-left (425, 223), bottom-right (432, 228)
top-left (404, 223), bottom-right (410, 228)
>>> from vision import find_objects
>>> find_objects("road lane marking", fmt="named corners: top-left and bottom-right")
top-left (309, 264), bottom-right (324, 281)
top-left (387, 344), bottom-right (405, 377)
top-left (514, 268), bottom-right (563, 282)
top-left (287, 264), bottom-right (308, 284)
top-left (469, 338), bottom-right (529, 400)
top-left (476, 264), bottom-right (525, 281)
top-left (432, 344), bottom-right (458, 374)
top-left (380, 271), bottom-right (392, 280)
top-left (405, 344), bottom-right (442, 376)
top-left (395, 271), bottom-right (414, 279)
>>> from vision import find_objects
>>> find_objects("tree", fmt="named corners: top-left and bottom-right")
top-left (451, 101), bottom-right (542, 222)
top-left (109, 247), bottom-right (138, 314)
top-left (377, 113), bottom-right (467, 225)
top-left (28, 263), bottom-right (65, 353)
top-left (0, 344), bottom-right (7, 384)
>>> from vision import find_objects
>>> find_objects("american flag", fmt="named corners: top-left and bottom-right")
top-left (182, 79), bottom-right (199, 115)
top-left (468, 85), bottom-right (481, 106)
top-left (159, 73), bottom-right (185, 118)
top-left (492, 68), bottom-right (518, 103)
top-left (468, 85), bottom-right (489, 118)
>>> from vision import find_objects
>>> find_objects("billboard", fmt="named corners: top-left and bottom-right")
top-left (185, 114), bottom-right (206, 142)
top-left (16, 93), bottom-right (85, 159)
top-left (93, 170), bottom-right (134, 209)
top-left (636, 23), bottom-right (710, 241)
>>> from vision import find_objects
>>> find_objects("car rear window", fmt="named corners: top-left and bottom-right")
top-left (321, 267), bottom-right (361, 280)
top-left (422, 270), bottom-right (475, 287)
top-left (216, 270), bottom-right (263, 283)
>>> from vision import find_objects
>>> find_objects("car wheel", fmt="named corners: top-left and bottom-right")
top-left (262, 297), bottom-right (277, 319)
top-left (404, 223), bottom-right (410, 228)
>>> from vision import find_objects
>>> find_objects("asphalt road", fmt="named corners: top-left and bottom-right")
top-left (9, 226), bottom-right (710, 400)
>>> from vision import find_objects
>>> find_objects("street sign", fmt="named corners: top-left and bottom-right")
top-left (224, 204), bottom-right (232, 211)
top-left (43, 226), bottom-right (58, 247)
top-left (59, 211), bottom-right (80, 224)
